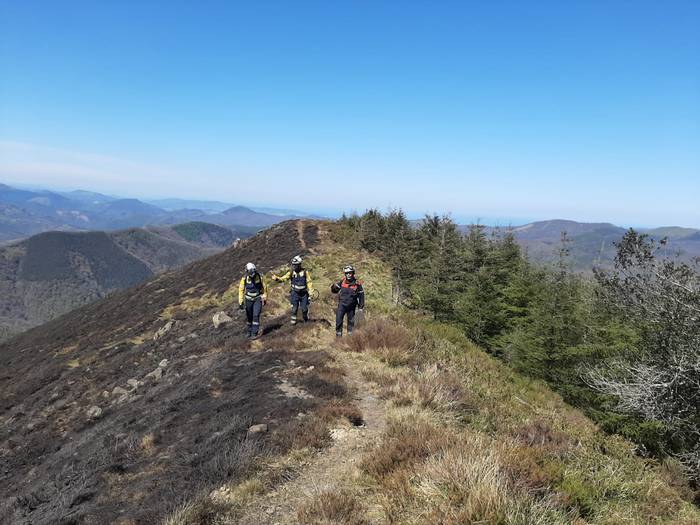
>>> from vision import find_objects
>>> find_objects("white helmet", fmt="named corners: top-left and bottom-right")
top-left (291, 255), bottom-right (303, 265)
top-left (246, 262), bottom-right (256, 273)
top-left (343, 265), bottom-right (355, 274)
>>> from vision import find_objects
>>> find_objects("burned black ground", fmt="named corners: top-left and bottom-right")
top-left (0, 221), bottom-right (346, 525)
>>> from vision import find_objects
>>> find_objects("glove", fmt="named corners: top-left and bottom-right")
top-left (239, 303), bottom-right (244, 310)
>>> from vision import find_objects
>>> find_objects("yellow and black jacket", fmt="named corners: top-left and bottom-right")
top-left (273, 268), bottom-right (314, 294)
top-left (239, 272), bottom-right (267, 304)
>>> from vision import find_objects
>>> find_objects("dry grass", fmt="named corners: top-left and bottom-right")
top-left (399, 364), bottom-right (469, 413)
top-left (297, 489), bottom-right (369, 525)
top-left (342, 318), bottom-right (414, 367)
top-left (271, 415), bottom-right (333, 452)
top-left (361, 413), bottom-right (450, 479)
top-left (361, 411), bottom-right (571, 525)
top-left (317, 401), bottom-right (364, 427)
top-left (366, 362), bottom-right (471, 415)
top-left (163, 495), bottom-right (233, 525)
top-left (512, 418), bottom-right (573, 452)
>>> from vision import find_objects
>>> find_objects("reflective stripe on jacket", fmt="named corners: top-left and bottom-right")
top-left (239, 273), bottom-right (267, 304)
top-left (331, 278), bottom-right (365, 308)
top-left (276, 269), bottom-right (314, 294)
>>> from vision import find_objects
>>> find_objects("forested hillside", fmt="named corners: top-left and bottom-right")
top-left (337, 210), bottom-right (700, 488)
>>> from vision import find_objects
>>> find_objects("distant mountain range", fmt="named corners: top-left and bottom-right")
top-left (0, 221), bottom-right (243, 341)
top-left (0, 183), bottom-right (311, 243)
top-left (474, 219), bottom-right (700, 270)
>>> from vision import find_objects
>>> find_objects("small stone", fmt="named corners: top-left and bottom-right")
top-left (188, 333), bottom-right (198, 339)
top-left (126, 379), bottom-right (141, 389)
top-left (306, 366), bottom-right (315, 372)
top-left (330, 428), bottom-right (349, 441)
top-left (153, 320), bottom-right (174, 341)
top-left (102, 390), bottom-right (110, 398)
top-left (158, 359), bottom-right (169, 369)
top-left (116, 394), bottom-right (130, 405)
top-left (212, 311), bottom-right (233, 329)
top-left (247, 423), bottom-right (268, 435)
top-left (112, 386), bottom-right (129, 396)
top-left (86, 406), bottom-right (102, 419)
top-left (178, 336), bottom-right (186, 343)
top-left (146, 367), bottom-right (164, 381)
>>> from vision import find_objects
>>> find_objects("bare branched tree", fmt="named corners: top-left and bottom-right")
top-left (588, 230), bottom-right (700, 481)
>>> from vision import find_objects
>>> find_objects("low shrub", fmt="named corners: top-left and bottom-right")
top-left (342, 318), bottom-right (414, 356)
top-left (361, 416), bottom-right (450, 479)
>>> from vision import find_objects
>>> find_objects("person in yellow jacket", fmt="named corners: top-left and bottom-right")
top-left (239, 262), bottom-right (267, 338)
top-left (271, 255), bottom-right (314, 325)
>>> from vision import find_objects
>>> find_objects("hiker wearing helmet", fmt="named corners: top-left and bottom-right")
top-left (238, 262), bottom-right (267, 338)
top-left (272, 255), bottom-right (315, 325)
top-left (330, 264), bottom-right (365, 337)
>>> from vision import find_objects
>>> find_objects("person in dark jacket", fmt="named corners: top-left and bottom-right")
top-left (238, 262), bottom-right (267, 338)
top-left (272, 255), bottom-right (315, 325)
top-left (330, 264), bottom-right (364, 337)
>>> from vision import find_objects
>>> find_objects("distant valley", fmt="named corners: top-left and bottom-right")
top-left (0, 222), bottom-right (241, 341)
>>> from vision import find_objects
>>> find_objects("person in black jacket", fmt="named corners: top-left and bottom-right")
top-left (330, 264), bottom-right (364, 337)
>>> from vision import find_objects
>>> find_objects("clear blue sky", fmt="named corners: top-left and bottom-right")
top-left (1, 1), bottom-right (698, 226)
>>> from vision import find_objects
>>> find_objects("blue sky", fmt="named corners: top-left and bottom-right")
top-left (1, 1), bottom-right (698, 226)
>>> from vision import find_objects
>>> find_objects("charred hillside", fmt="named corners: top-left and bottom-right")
top-left (0, 220), bottom-right (328, 524)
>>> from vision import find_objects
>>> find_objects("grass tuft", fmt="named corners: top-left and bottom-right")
top-left (297, 489), bottom-right (369, 525)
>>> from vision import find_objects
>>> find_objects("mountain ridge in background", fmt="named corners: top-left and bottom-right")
top-left (0, 183), bottom-right (311, 243)
top-left (0, 221), bottom-right (242, 342)
top-left (478, 219), bottom-right (700, 270)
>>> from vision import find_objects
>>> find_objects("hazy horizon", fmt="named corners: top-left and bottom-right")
top-left (5, 179), bottom-right (698, 230)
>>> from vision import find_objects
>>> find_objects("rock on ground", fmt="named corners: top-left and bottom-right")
top-left (153, 320), bottom-right (175, 341)
top-left (212, 311), bottom-right (233, 329)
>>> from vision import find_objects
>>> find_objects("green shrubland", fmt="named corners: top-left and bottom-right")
top-left (334, 210), bottom-right (700, 490)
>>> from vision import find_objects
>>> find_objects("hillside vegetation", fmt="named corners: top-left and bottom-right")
top-left (0, 220), bottom-right (697, 524)
top-left (337, 211), bottom-right (700, 487)
top-left (0, 223), bottom-right (240, 342)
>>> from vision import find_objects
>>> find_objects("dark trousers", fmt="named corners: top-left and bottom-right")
top-left (290, 290), bottom-right (309, 323)
top-left (335, 303), bottom-right (356, 335)
top-left (245, 298), bottom-right (263, 336)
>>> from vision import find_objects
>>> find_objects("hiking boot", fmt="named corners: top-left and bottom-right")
top-left (336, 331), bottom-right (342, 337)
top-left (290, 319), bottom-right (297, 326)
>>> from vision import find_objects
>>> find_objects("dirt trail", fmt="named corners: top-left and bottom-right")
top-left (297, 221), bottom-right (308, 251)
top-left (238, 353), bottom-right (386, 525)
